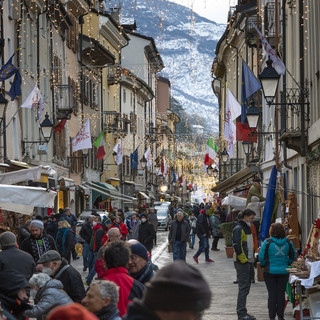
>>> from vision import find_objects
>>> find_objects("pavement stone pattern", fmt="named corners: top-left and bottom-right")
top-left (71, 233), bottom-right (294, 320)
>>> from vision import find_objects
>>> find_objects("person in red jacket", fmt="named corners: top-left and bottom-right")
top-left (114, 215), bottom-right (128, 240)
top-left (101, 241), bottom-right (144, 317)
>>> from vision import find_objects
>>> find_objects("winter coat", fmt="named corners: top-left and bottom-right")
top-left (24, 279), bottom-right (72, 319)
top-left (259, 236), bottom-right (297, 274)
top-left (20, 233), bottom-right (57, 263)
top-left (189, 217), bottom-right (197, 235)
top-left (46, 220), bottom-right (59, 240)
top-left (129, 262), bottom-right (154, 285)
top-left (246, 196), bottom-right (265, 219)
top-left (66, 213), bottom-right (77, 230)
top-left (17, 225), bottom-right (30, 247)
top-left (128, 220), bottom-right (140, 240)
top-left (125, 300), bottom-right (161, 320)
top-left (210, 215), bottom-right (221, 237)
top-left (0, 246), bottom-right (36, 280)
top-left (148, 213), bottom-right (158, 232)
top-left (114, 222), bottom-right (128, 240)
top-left (90, 224), bottom-right (108, 252)
top-left (52, 258), bottom-right (85, 303)
top-left (56, 228), bottom-right (75, 264)
top-left (196, 212), bottom-right (210, 236)
top-left (101, 267), bottom-right (145, 317)
top-left (168, 219), bottom-right (190, 243)
top-left (95, 305), bottom-right (121, 320)
top-left (80, 221), bottom-right (93, 244)
top-left (232, 220), bottom-right (254, 264)
top-left (138, 221), bottom-right (156, 252)
top-left (246, 185), bottom-right (265, 206)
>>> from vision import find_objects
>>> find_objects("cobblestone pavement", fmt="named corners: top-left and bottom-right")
top-left (71, 231), bottom-right (294, 320)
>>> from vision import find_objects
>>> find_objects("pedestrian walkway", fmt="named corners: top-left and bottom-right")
top-left (71, 238), bottom-right (294, 320)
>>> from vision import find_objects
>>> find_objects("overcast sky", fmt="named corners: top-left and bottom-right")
top-left (170, 0), bottom-right (235, 24)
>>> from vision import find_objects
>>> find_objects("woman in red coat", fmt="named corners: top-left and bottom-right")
top-left (115, 215), bottom-right (128, 240)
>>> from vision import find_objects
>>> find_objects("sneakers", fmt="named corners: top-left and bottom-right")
top-left (193, 256), bottom-right (198, 264)
top-left (205, 259), bottom-right (214, 263)
top-left (211, 248), bottom-right (220, 251)
top-left (83, 267), bottom-right (87, 272)
top-left (238, 315), bottom-right (256, 320)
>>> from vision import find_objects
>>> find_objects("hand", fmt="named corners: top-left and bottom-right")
top-left (203, 234), bottom-right (206, 237)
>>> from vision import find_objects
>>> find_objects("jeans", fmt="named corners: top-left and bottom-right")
top-left (191, 233), bottom-right (196, 247)
top-left (194, 234), bottom-right (209, 260)
top-left (83, 242), bottom-right (90, 268)
top-left (86, 252), bottom-right (97, 285)
top-left (173, 241), bottom-right (187, 261)
top-left (234, 262), bottom-right (251, 318)
top-left (264, 273), bottom-right (289, 319)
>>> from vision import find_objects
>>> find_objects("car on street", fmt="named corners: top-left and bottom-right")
top-left (155, 206), bottom-right (172, 231)
top-left (77, 209), bottom-right (107, 227)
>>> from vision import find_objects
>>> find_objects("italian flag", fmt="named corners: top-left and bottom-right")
top-left (204, 138), bottom-right (218, 166)
top-left (93, 131), bottom-right (106, 160)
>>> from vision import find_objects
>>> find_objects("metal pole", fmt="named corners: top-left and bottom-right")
top-left (275, 0), bottom-right (280, 171)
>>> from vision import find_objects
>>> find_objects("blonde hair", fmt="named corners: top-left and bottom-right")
top-left (58, 220), bottom-right (71, 228)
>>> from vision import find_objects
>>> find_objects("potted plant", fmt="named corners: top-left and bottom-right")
top-left (220, 222), bottom-right (234, 258)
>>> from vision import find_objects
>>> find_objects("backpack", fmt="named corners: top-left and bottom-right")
top-left (264, 238), bottom-right (295, 262)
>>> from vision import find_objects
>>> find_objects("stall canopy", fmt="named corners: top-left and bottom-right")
top-left (85, 182), bottom-right (137, 202)
top-left (139, 192), bottom-right (150, 200)
top-left (0, 184), bottom-right (57, 215)
top-left (0, 165), bottom-right (56, 185)
top-left (221, 195), bottom-right (247, 210)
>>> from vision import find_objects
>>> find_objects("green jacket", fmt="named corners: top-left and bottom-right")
top-left (246, 185), bottom-right (265, 206)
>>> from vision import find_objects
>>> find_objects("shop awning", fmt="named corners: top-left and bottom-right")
top-left (0, 166), bottom-right (56, 185)
top-left (0, 184), bottom-right (57, 213)
top-left (139, 192), bottom-right (150, 200)
top-left (212, 167), bottom-right (257, 194)
top-left (58, 177), bottom-right (75, 188)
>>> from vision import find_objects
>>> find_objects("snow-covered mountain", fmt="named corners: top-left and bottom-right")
top-left (118, 0), bottom-right (226, 133)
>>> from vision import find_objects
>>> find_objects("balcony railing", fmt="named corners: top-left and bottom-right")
top-left (219, 159), bottom-right (245, 182)
top-left (55, 84), bottom-right (73, 120)
top-left (104, 111), bottom-right (121, 133)
top-left (107, 64), bottom-right (121, 85)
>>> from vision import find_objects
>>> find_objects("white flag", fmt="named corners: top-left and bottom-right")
top-left (112, 139), bottom-right (123, 165)
top-left (250, 21), bottom-right (286, 75)
top-left (72, 119), bottom-right (92, 152)
top-left (162, 156), bottom-right (168, 176)
top-left (144, 147), bottom-right (152, 169)
top-left (21, 85), bottom-right (45, 125)
top-left (224, 89), bottom-right (240, 158)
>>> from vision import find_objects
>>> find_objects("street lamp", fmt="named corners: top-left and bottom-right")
top-left (259, 57), bottom-right (281, 105)
top-left (112, 151), bottom-right (118, 163)
top-left (179, 184), bottom-right (183, 192)
top-left (246, 101), bottom-right (260, 130)
top-left (40, 113), bottom-right (54, 142)
top-left (140, 155), bottom-right (147, 169)
top-left (221, 148), bottom-right (229, 163)
top-left (213, 168), bottom-right (219, 178)
top-left (160, 184), bottom-right (168, 193)
top-left (207, 165), bottom-right (213, 176)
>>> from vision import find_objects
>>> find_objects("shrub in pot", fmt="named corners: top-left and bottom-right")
top-left (220, 222), bottom-right (234, 258)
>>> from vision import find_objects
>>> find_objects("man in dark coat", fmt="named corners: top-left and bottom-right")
top-left (126, 260), bottom-right (212, 320)
top-left (38, 250), bottom-right (85, 303)
top-left (138, 213), bottom-right (156, 253)
top-left (21, 219), bottom-right (57, 263)
top-left (0, 231), bottom-right (36, 280)
top-left (192, 209), bottom-right (214, 264)
top-left (17, 220), bottom-right (31, 247)
top-left (80, 215), bottom-right (94, 271)
top-left (168, 210), bottom-right (190, 261)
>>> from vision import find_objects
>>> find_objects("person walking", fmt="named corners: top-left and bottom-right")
top-left (56, 220), bottom-right (75, 264)
top-left (259, 223), bottom-right (296, 320)
top-left (21, 219), bottom-right (57, 263)
top-left (193, 209), bottom-right (214, 264)
top-left (148, 208), bottom-right (158, 245)
top-left (168, 211), bottom-right (190, 261)
top-left (210, 210), bottom-right (221, 251)
top-left (64, 207), bottom-right (79, 261)
top-left (0, 231), bottom-right (36, 281)
top-left (80, 215), bottom-right (95, 272)
top-left (188, 212), bottom-right (197, 249)
top-left (232, 209), bottom-right (256, 320)
top-left (17, 220), bottom-right (31, 247)
top-left (128, 213), bottom-right (140, 240)
top-left (138, 213), bottom-right (156, 254)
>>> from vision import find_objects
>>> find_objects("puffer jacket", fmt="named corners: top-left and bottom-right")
top-left (168, 219), bottom-right (190, 243)
top-left (24, 279), bottom-right (72, 320)
top-left (210, 215), bottom-right (221, 237)
top-left (259, 236), bottom-right (297, 274)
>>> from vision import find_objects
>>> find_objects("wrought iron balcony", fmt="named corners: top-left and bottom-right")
top-left (55, 84), bottom-right (73, 120)
top-left (219, 158), bottom-right (245, 182)
top-left (104, 111), bottom-right (121, 133)
top-left (107, 64), bottom-right (121, 85)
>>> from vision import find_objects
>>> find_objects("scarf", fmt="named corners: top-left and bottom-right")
top-left (56, 228), bottom-right (71, 254)
top-left (30, 235), bottom-right (51, 262)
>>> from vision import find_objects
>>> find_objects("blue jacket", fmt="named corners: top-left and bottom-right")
top-left (209, 215), bottom-right (221, 237)
top-left (259, 237), bottom-right (296, 274)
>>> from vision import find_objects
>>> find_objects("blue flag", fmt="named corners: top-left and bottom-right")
top-left (0, 54), bottom-right (22, 100)
top-left (241, 60), bottom-right (261, 123)
top-left (172, 169), bottom-right (176, 183)
top-left (130, 147), bottom-right (138, 170)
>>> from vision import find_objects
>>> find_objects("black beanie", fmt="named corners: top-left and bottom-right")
top-left (142, 260), bottom-right (211, 312)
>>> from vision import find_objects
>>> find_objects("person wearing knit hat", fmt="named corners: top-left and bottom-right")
top-left (128, 241), bottom-right (154, 284)
top-left (20, 218), bottom-right (57, 263)
top-left (0, 231), bottom-right (36, 280)
top-left (126, 260), bottom-right (212, 319)
top-left (47, 303), bottom-right (98, 320)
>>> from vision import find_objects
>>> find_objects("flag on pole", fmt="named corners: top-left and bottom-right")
top-left (204, 138), bottom-right (218, 166)
top-left (241, 60), bottom-right (261, 123)
top-left (144, 147), bottom-right (152, 169)
top-left (236, 116), bottom-right (257, 142)
top-left (161, 156), bottom-right (168, 176)
top-left (130, 147), bottom-right (139, 170)
top-left (175, 173), bottom-right (179, 182)
top-left (224, 88), bottom-right (241, 158)
top-left (250, 21), bottom-right (286, 75)
top-left (53, 119), bottom-right (67, 134)
top-left (21, 85), bottom-right (45, 125)
top-left (113, 139), bottom-right (123, 165)
top-left (72, 119), bottom-right (92, 152)
top-left (172, 170), bottom-right (176, 183)
top-left (93, 131), bottom-right (106, 160)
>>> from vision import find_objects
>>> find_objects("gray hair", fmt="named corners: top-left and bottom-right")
top-left (91, 280), bottom-right (119, 308)
top-left (29, 273), bottom-right (51, 288)
top-left (107, 227), bottom-right (120, 238)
